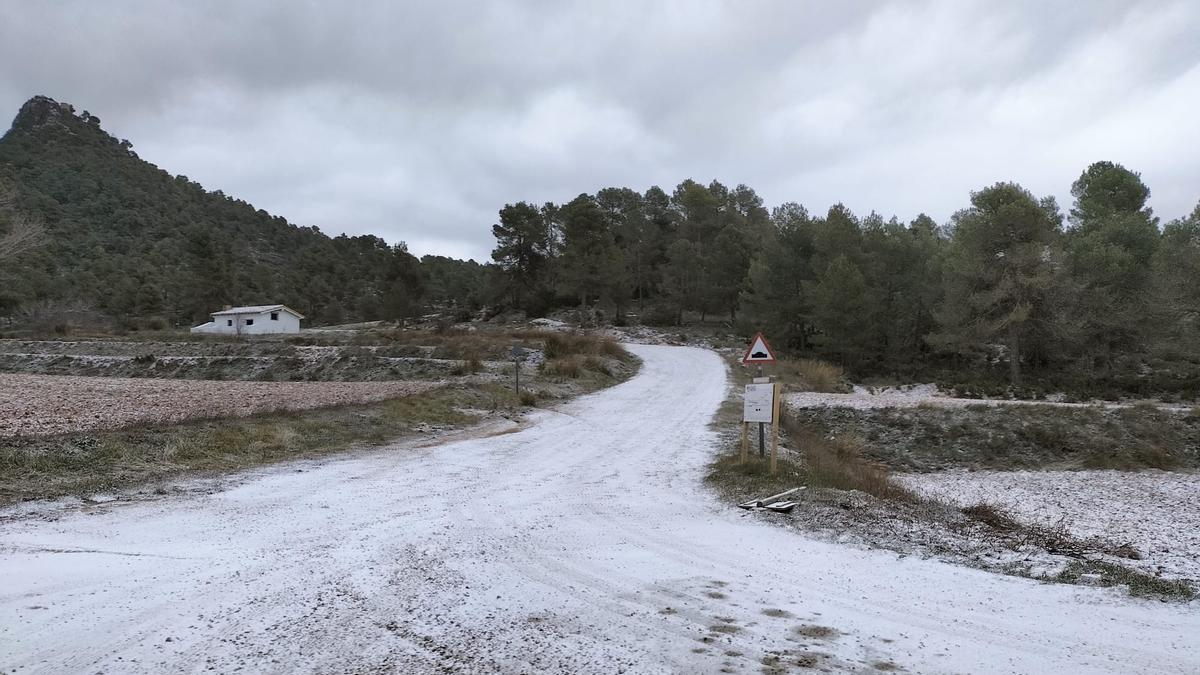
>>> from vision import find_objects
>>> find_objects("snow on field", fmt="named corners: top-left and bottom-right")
top-left (1, 346), bottom-right (1197, 674)
top-left (899, 469), bottom-right (1200, 581)
top-left (0, 373), bottom-right (438, 436)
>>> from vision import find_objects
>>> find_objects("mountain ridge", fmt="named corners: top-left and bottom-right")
top-left (0, 95), bottom-right (483, 327)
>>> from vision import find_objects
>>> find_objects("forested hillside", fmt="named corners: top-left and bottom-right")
top-left (0, 96), bottom-right (484, 327)
top-left (489, 169), bottom-right (1200, 395)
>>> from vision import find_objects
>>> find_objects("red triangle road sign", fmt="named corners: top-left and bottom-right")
top-left (742, 332), bottom-right (777, 364)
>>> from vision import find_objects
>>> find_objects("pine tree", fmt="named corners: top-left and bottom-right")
top-left (1064, 162), bottom-right (1160, 377)
top-left (809, 255), bottom-right (873, 368)
top-left (929, 183), bottom-right (1066, 386)
top-left (557, 194), bottom-right (625, 311)
top-left (491, 201), bottom-right (553, 311)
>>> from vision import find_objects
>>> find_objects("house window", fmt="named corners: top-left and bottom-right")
top-left (227, 319), bottom-right (233, 326)
top-left (245, 319), bottom-right (254, 326)
top-left (271, 312), bottom-right (279, 321)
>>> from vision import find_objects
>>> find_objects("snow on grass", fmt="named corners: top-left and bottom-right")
top-left (898, 469), bottom-right (1200, 581)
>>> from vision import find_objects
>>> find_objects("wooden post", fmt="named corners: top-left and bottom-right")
top-left (769, 382), bottom-right (781, 474)
top-left (739, 422), bottom-right (749, 464)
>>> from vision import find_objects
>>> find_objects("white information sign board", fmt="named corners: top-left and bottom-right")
top-left (743, 383), bottom-right (775, 423)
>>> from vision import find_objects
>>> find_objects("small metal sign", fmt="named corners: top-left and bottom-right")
top-left (510, 346), bottom-right (528, 361)
top-left (743, 383), bottom-right (775, 423)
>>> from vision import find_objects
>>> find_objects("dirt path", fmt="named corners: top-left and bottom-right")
top-left (1, 346), bottom-right (1197, 673)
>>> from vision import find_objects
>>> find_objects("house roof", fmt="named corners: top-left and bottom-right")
top-left (210, 304), bottom-right (306, 319)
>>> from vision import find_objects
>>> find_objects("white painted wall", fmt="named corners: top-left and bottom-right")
top-left (190, 310), bottom-right (301, 335)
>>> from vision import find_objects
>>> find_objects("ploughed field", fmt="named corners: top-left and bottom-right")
top-left (0, 373), bottom-right (438, 436)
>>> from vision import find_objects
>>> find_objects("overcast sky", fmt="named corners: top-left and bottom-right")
top-left (2, 1), bottom-right (1198, 261)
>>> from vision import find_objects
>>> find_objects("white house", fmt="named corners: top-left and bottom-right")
top-left (190, 305), bottom-right (304, 335)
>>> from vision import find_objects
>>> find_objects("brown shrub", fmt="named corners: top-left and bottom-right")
top-left (781, 413), bottom-right (916, 503)
top-left (776, 358), bottom-right (844, 393)
top-left (543, 332), bottom-right (628, 361)
top-left (582, 355), bottom-right (611, 376)
top-left (962, 502), bottom-right (1020, 532)
top-left (449, 357), bottom-right (482, 376)
top-left (542, 356), bottom-right (583, 378)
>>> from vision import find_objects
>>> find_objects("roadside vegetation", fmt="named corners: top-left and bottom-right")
top-left (1, 386), bottom-right (476, 503)
top-left (706, 353), bottom-right (1197, 602)
top-left (0, 326), bottom-right (635, 382)
top-left (789, 402), bottom-right (1200, 472)
top-left (0, 329), bottom-right (638, 505)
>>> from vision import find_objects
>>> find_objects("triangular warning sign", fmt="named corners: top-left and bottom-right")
top-left (742, 332), bottom-right (777, 364)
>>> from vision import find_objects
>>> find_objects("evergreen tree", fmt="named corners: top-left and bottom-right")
top-left (1152, 203), bottom-right (1200, 355)
top-left (1064, 162), bottom-right (1159, 376)
top-left (740, 202), bottom-right (816, 349)
top-left (490, 201), bottom-right (553, 312)
top-left (809, 255), bottom-right (873, 368)
top-left (930, 183), bottom-right (1066, 385)
top-left (860, 213), bottom-right (943, 370)
top-left (557, 194), bottom-right (625, 309)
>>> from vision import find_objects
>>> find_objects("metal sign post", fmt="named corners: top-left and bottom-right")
top-left (510, 346), bottom-right (528, 396)
top-left (741, 332), bottom-right (781, 474)
top-left (743, 380), bottom-right (774, 464)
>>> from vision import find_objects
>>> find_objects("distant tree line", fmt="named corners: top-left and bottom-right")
top-left (490, 164), bottom-right (1200, 394)
top-left (6, 97), bottom-right (1200, 395)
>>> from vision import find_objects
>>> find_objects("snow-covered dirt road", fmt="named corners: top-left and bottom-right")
top-left (2, 345), bottom-right (1197, 674)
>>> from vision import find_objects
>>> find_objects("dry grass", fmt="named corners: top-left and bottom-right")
top-left (541, 353), bottom-right (621, 379)
top-left (449, 357), bottom-right (483, 376)
top-left (542, 356), bottom-right (583, 378)
top-left (0, 385), bottom-right (496, 504)
top-left (1055, 560), bottom-right (1195, 601)
top-left (542, 332), bottom-right (628, 360)
top-left (775, 358), bottom-right (846, 393)
top-left (780, 412), bottom-right (918, 502)
top-left (705, 450), bottom-right (804, 498)
top-left (961, 502), bottom-right (1021, 532)
top-left (790, 402), bottom-right (1199, 472)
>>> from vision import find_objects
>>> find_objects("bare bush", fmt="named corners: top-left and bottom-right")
top-left (776, 358), bottom-right (845, 393)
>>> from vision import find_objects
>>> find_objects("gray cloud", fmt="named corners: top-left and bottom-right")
top-left (2, 0), bottom-right (1198, 261)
